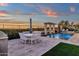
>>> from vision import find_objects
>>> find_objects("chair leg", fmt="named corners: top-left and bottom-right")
top-left (26, 40), bottom-right (29, 44)
top-left (36, 39), bottom-right (41, 43)
top-left (20, 39), bottom-right (25, 44)
top-left (32, 41), bottom-right (34, 44)
top-left (32, 40), bottom-right (35, 44)
top-left (29, 40), bottom-right (31, 44)
top-left (26, 40), bottom-right (31, 44)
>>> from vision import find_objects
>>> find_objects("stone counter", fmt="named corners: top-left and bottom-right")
top-left (0, 31), bottom-right (8, 56)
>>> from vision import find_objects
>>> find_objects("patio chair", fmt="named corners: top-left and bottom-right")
top-left (32, 34), bottom-right (42, 44)
top-left (26, 39), bottom-right (31, 44)
top-left (19, 33), bottom-right (29, 44)
top-left (19, 33), bottom-right (33, 44)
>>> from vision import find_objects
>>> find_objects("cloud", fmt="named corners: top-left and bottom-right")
top-left (27, 13), bottom-right (36, 16)
top-left (0, 3), bottom-right (8, 6)
top-left (70, 6), bottom-right (76, 12)
top-left (0, 10), bottom-right (8, 16)
top-left (40, 8), bottom-right (58, 17)
top-left (23, 3), bottom-right (35, 7)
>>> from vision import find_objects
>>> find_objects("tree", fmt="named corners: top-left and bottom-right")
top-left (59, 20), bottom-right (70, 30)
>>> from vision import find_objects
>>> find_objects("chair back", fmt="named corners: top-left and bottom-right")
top-left (19, 33), bottom-right (27, 40)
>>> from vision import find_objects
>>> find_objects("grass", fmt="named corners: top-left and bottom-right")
top-left (42, 43), bottom-right (79, 56)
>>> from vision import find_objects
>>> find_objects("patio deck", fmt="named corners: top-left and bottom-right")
top-left (69, 33), bottom-right (79, 43)
top-left (8, 37), bottom-right (61, 56)
top-left (60, 33), bottom-right (79, 46)
top-left (8, 31), bottom-right (79, 56)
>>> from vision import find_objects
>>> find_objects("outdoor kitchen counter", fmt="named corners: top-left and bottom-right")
top-left (0, 31), bottom-right (8, 55)
top-left (0, 37), bottom-right (8, 39)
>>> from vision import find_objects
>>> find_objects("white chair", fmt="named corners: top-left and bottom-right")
top-left (19, 32), bottom-right (41, 44)
top-left (19, 33), bottom-right (28, 44)
top-left (19, 33), bottom-right (33, 44)
top-left (32, 34), bottom-right (41, 43)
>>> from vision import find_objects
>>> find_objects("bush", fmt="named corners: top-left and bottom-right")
top-left (0, 28), bottom-right (44, 40)
top-left (0, 29), bottom-right (27, 40)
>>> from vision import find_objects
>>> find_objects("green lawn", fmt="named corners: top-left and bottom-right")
top-left (42, 43), bottom-right (79, 56)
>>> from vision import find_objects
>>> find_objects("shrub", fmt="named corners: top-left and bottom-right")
top-left (0, 29), bottom-right (27, 40)
top-left (0, 28), bottom-right (44, 40)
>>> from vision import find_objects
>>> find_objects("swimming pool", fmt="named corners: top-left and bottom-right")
top-left (48, 33), bottom-right (73, 40)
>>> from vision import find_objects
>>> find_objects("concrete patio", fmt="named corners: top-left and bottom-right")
top-left (61, 33), bottom-right (79, 46)
top-left (8, 37), bottom-right (61, 56)
top-left (8, 32), bottom-right (79, 56)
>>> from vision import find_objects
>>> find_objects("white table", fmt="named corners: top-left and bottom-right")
top-left (23, 34), bottom-right (41, 44)
top-left (24, 34), bottom-right (35, 44)
top-left (24, 34), bottom-right (33, 38)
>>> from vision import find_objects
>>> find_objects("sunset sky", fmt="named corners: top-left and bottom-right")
top-left (0, 3), bottom-right (79, 23)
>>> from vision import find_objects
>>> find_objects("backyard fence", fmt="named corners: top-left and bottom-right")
top-left (0, 23), bottom-right (44, 29)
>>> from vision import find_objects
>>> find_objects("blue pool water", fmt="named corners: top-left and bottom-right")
top-left (48, 33), bottom-right (73, 40)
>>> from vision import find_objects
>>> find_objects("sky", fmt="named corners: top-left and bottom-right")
top-left (0, 3), bottom-right (79, 23)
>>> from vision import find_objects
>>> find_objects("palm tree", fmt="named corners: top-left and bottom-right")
top-left (59, 20), bottom-right (65, 28)
top-left (75, 24), bottom-right (79, 32)
top-left (64, 21), bottom-right (70, 29)
top-left (59, 20), bottom-right (70, 30)
top-left (70, 22), bottom-right (75, 30)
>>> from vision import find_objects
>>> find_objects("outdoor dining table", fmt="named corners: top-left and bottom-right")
top-left (23, 34), bottom-right (39, 44)
top-left (24, 34), bottom-right (33, 38)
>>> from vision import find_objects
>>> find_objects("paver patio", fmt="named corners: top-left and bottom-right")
top-left (8, 37), bottom-right (61, 56)
top-left (8, 32), bottom-right (79, 56)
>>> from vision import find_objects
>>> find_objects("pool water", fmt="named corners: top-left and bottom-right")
top-left (48, 33), bottom-right (73, 40)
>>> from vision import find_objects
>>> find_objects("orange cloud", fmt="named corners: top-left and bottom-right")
top-left (41, 8), bottom-right (58, 17)
top-left (0, 10), bottom-right (8, 16)
top-left (0, 3), bottom-right (8, 6)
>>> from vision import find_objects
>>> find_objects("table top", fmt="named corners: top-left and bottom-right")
top-left (24, 34), bottom-right (33, 36)
top-left (23, 34), bottom-right (39, 40)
